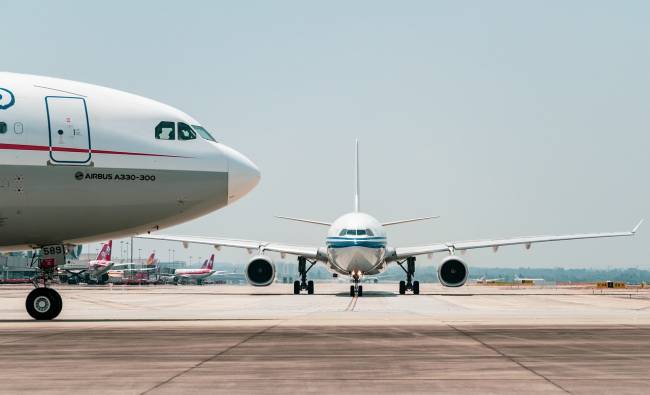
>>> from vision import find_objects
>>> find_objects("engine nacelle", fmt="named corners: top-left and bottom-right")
top-left (437, 256), bottom-right (468, 287)
top-left (245, 255), bottom-right (276, 286)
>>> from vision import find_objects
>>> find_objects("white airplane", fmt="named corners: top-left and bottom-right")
top-left (168, 254), bottom-right (222, 284)
top-left (60, 240), bottom-right (114, 284)
top-left (0, 72), bottom-right (260, 319)
top-left (140, 140), bottom-right (642, 297)
top-left (514, 275), bottom-right (545, 284)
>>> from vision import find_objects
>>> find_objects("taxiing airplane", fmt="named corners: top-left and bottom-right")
top-left (0, 72), bottom-right (260, 319)
top-left (167, 254), bottom-right (221, 284)
top-left (140, 140), bottom-right (642, 297)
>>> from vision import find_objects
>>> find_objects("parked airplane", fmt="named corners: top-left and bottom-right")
top-left (140, 140), bottom-right (642, 297)
top-left (514, 275), bottom-right (545, 285)
top-left (0, 72), bottom-right (260, 319)
top-left (107, 252), bottom-right (159, 280)
top-left (167, 254), bottom-right (220, 284)
top-left (60, 240), bottom-right (114, 284)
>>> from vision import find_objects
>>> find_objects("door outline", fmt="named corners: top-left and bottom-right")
top-left (45, 96), bottom-right (92, 164)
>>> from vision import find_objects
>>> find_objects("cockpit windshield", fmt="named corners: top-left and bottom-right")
top-left (192, 125), bottom-right (217, 142)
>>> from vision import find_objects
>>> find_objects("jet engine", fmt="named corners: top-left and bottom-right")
top-left (437, 256), bottom-right (468, 287)
top-left (245, 255), bottom-right (276, 286)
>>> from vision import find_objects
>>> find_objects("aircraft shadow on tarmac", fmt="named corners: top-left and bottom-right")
top-left (334, 291), bottom-right (397, 297)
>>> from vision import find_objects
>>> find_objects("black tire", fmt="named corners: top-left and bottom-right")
top-left (358, 286), bottom-right (363, 297)
top-left (26, 288), bottom-right (62, 320)
top-left (399, 280), bottom-right (406, 295)
top-left (307, 280), bottom-right (314, 295)
top-left (293, 280), bottom-right (300, 295)
top-left (413, 281), bottom-right (420, 295)
top-left (350, 285), bottom-right (355, 297)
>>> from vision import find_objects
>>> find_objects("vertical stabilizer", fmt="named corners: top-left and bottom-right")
top-left (97, 240), bottom-right (112, 261)
top-left (146, 252), bottom-right (156, 267)
top-left (207, 254), bottom-right (215, 270)
top-left (354, 139), bottom-right (360, 212)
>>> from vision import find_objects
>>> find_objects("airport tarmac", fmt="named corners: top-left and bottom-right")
top-left (1, 283), bottom-right (649, 394)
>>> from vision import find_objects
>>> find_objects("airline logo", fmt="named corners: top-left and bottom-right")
top-left (0, 88), bottom-right (15, 110)
top-left (97, 241), bottom-right (112, 261)
top-left (145, 252), bottom-right (157, 266)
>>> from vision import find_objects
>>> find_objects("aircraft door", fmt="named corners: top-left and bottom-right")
top-left (46, 96), bottom-right (91, 163)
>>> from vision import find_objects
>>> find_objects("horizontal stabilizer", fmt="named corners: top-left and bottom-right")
top-left (274, 216), bottom-right (331, 226)
top-left (381, 216), bottom-right (439, 227)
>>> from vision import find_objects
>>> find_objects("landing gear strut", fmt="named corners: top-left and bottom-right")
top-left (349, 274), bottom-right (363, 297)
top-left (293, 256), bottom-right (316, 295)
top-left (27, 253), bottom-right (63, 320)
top-left (397, 257), bottom-right (419, 295)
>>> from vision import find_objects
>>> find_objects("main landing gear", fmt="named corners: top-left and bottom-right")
top-left (397, 257), bottom-right (420, 295)
top-left (293, 256), bottom-right (316, 295)
top-left (350, 274), bottom-right (363, 297)
top-left (26, 254), bottom-right (63, 320)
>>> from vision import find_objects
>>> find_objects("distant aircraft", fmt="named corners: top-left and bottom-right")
top-left (167, 254), bottom-right (223, 284)
top-left (474, 276), bottom-right (505, 284)
top-left (514, 275), bottom-right (545, 285)
top-left (107, 252), bottom-right (159, 281)
top-left (60, 241), bottom-right (114, 284)
top-left (140, 140), bottom-right (642, 297)
top-left (0, 72), bottom-right (260, 319)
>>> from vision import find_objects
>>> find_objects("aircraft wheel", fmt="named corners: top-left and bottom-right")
top-left (26, 288), bottom-right (62, 320)
top-left (357, 285), bottom-right (363, 297)
top-left (350, 285), bottom-right (355, 297)
top-left (399, 281), bottom-right (406, 295)
top-left (307, 280), bottom-right (314, 295)
top-left (293, 281), bottom-right (300, 295)
top-left (413, 281), bottom-right (420, 295)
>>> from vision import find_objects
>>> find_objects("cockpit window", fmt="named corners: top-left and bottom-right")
top-left (366, 229), bottom-right (374, 236)
top-left (339, 229), bottom-right (347, 236)
top-left (356, 229), bottom-right (367, 236)
top-left (0, 122), bottom-right (6, 134)
top-left (155, 121), bottom-right (175, 140)
top-left (178, 123), bottom-right (197, 141)
top-left (192, 125), bottom-right (217, 142)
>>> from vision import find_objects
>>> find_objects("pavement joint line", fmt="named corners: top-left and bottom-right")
top-left (139, 322), bottom-right (281, 395)
top-left (446, 324), bottom-right (572, 394)
top-left (345, 296), bottom-right (359, 312)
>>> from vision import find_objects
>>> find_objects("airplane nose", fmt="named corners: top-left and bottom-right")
top-left (223, 146), bottom-right (261, 204)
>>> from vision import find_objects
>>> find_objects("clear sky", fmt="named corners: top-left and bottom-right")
top-left (3, 1), bottom-right (648, 268)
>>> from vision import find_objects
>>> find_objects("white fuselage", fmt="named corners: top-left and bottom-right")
top-left (173, 268), bottom-right (215, 280)
top-left (325, 212), bottom-right (388, 276)
top-left (0, 72), bottom-right (260, 250)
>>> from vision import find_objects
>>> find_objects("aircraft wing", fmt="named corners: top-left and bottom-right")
top-left (391, 220), bottom-right (642, 260)
top-left (136, 234), bottom-right (323, 260)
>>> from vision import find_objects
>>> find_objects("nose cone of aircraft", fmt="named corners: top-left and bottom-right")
top-left (223, 146), bottom-right (261, 204)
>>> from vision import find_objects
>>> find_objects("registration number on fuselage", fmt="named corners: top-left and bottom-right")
top-left (75, 171), bottom-right (156, 182)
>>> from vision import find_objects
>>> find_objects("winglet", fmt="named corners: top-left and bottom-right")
top-left (632, 219), bottom-right (644, 234)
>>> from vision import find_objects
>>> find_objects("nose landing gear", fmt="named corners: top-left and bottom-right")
top-left (27, 250), bottom-right (64, 320)
top-left (397, 256), bottom-right (420, 295)
top-left (293, 257), bottom-right (316, 295)
top-left (349, 273), bottom-right (363, 297)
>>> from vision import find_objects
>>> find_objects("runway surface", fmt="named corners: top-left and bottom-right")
top-left (1, 283), bottom-right (649, 394)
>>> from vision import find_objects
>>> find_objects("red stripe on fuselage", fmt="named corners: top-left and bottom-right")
top-left (0, 143), bottom-right (189, 158)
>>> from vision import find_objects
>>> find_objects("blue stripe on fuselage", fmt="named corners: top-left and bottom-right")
top-left (326, 236), bottom-right (386, 249)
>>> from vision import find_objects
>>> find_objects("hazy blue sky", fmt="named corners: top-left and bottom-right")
top-left (2, 1), bottom-right (648, 268)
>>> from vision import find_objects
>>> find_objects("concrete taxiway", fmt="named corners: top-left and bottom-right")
top-left (1, 283), bottom-right (649, 394)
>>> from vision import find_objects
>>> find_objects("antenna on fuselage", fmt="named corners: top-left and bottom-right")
top-left (354, 139), bottom-right (360, 212)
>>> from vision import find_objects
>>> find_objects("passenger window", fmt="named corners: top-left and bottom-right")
top-left (155, 121), bottom-right (175, 140)
top-left (0, 122), bottom-right (6, 134)
top-left (178, 123), bottom-right (197, 141)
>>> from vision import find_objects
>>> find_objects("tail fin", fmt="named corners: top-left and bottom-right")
top-left (146, 252), bottom-right (156, 266)
top-left (354, 139), bottom-right (360, 212)
top-left (207, 254), bottom-right (214, 270)
top-left (200, 259), bottom-right (208, 269)
top-left (97, 240), bottom-right (112, 261)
